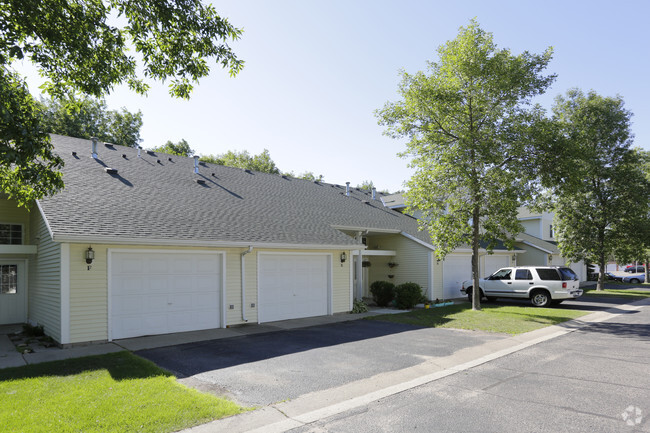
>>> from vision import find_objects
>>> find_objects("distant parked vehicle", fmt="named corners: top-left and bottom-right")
top-left (605, 272), bottom-right (623, 282)
top-left (622, 274), bottom-right (645, 284)
top-left (624, 265), bottom-right (646, 273)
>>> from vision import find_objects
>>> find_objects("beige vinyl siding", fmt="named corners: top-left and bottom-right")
top-left (367, 234), bottom-right (430, 296)
top-left (520, 220), bottom-right (540, 238)
top-left (515, 243), bottom-right (548, 267)
top-left (67, 244), bottom-right (352, 343)
top-left (0, 198), bottom-right (31, 243)
top-left (28, 210), bottom-right (61, 342)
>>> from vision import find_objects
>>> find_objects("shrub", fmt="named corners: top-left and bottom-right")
top-left (370, 281), bottom-right (395, 307)
top-left (395, 282), bottom-right (425, 309)
top-left (22, 323), bottom-right (45, 337)
top-left (351, 298), bottom-right (369, 313)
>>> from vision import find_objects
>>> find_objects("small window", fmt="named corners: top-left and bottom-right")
top-left (536, 268), bottom-right (561, 280)
top-left (515, 269), bottom-right (533, 280)
top-left (0, 224), bottom-right (22, 245)
top-left (0, 265), bottom-right (17, 294)
top-left (549, 224), bottom-right (554, 238)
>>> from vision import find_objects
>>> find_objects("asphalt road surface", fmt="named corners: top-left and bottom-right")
top-left (287, 303), bottom-right (650, 433)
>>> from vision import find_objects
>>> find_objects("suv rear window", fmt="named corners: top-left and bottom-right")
top-left (558, 267), bottom-right (578, 281)
top-left (536, 268), bottom-right (561, 280)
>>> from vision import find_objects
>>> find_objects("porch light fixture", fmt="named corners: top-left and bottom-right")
top-left (85, 246), bottom-right (95, 265)
top-left (340, 252), bottom-right (347, 263)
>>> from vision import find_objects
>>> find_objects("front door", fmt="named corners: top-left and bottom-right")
top-left (0, 260), bottom-right (27, 324)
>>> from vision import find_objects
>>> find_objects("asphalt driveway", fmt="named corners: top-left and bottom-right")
top-left (136, 319), bottom-right (506, 406)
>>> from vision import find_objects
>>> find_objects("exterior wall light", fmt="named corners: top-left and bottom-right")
top-left (86, 246), bottom-right (95, 264)
top-left (340, 252), bottom-right (347, 263)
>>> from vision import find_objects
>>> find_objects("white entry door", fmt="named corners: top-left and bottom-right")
top-left (110, 251), bottom-right (222, 340)
top-left (443, 255), bottom-right (472, 300)
top-left (258, 254), bottom-right (330, 323)
top-left (0, 260), bottom-right (26, 325)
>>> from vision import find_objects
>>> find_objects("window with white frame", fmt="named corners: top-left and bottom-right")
top-left (0, 265), bottom-right (17, 294)
top-left (0, 224), bottom-right (22, 245)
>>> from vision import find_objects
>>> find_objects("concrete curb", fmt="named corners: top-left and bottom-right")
top-left (183, 297), bottom-right (649, 433)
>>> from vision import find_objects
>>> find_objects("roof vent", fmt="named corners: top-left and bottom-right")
top-left (122, 154), bottom-right (127, 159)
top-left (137, 147), bottom-right (141, 158)
top-left (104, 167), bottom-right (118, 175)
top-left (345, 182), bottom-right (350, 196)
top-left (157, 159), bottom-right (162, 164)
top-left (168, 157), bottom-right (173, 162)
top-left (146, 150), bottom-right (155, 156)
top-left (361, 200), bottom-right (370, 204)
top-left (211, 172), bottom-right (216, 177)
top-left (372, 187), bottom-right (377, 200)
top-left (196, 179), bottom-right (206, 185)
top-left (71, 151), bottom-right (77, 156)
top-left (91, 137), bottom-right (98, 159)
top-left (193, 155), bottom-right (199, 174)
top-left (104, 143), bottom-right (115, 149)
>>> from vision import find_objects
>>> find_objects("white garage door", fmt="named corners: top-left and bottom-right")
top-left (258, 254), bottom-right (329, 323)
top-left (110, 251), bottom-right (222, 340)
top-left (443, 255), bottom-right (472, 299)
top-left (485, 255), bottom-right (510, 277)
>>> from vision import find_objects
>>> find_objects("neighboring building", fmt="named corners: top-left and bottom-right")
top-left (514, 207), bottom-right (587, 281)
top-left (3, 135), bottom-right (509, 345)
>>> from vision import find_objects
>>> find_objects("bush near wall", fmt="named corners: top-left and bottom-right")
top-left (370, 281), bottom-right (395, 307)
top-left (395, 282), bottom-right (425, 309)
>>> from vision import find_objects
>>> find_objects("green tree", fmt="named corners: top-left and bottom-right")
top-left (200, 149), bottom-right (280, 174)
top-left (551, 90), bottom-right (650, 291)
top-left (40, 95), bottom-right (143, 147)
top-left (150, 139), bottom-right (194, 157)
top-left (1, 0), bottom-right (243, 206)
top-left (297, 172), bottom-right (324, 182)
top-left (376, 20), bottom-right (556, 310)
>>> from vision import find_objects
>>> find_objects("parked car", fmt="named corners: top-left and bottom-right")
top-left (624, 265), bottom-right (645, 273)
top-left (460, 266), bottom-right (583, 307)
top-left (605, 272), bottom-right (623, 282)
top-left (622, 273), bottom-right (645, 284)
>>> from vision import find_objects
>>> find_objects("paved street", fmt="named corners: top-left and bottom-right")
top-left (287, 303), bottom-right (650, 433)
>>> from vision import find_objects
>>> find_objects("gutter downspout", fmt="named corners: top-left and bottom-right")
top-left (241, 246), bottom-right (253, 322)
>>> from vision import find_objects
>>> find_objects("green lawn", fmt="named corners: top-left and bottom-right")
top-left (367, 303), bottom-right (589, 334)
top-left (583, 287), bottom-right (650, 299)
top-left (0, 351), bottom-right (245, 433)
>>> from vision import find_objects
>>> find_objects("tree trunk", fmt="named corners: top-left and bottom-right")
top-left (597, 250), bottom-right (605, 291)
top-left (472, 204), bottom-right (481, 311)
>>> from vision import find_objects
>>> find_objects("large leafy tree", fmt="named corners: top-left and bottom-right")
top-left (41, 95), bottom-right (143, 148)
top-left (376, 20), bottom-right (556, 310)
top-left (1, 0), bottom-right (243, 206)
top-left (201, 149), bottom-right (280, 174)
top-left (551, 90), bottom-right (650, 290)
top-left (150, 139), bottom-right (194, 157)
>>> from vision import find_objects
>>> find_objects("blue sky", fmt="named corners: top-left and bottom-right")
top-left (19, 0), bottom-right (650, 192)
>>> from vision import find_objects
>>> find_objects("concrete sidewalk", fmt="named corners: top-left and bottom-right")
top-left (181, 297), bottom-right (650, 433)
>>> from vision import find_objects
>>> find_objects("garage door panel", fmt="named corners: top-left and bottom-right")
top-left (259, 254), bottom-right (329, 323)
top-left (111, 252), bottom-right (222, 340)
top-left (443, 255), bottom-right (472, 300)
top-left (485, 255), bottom-right (510, 277)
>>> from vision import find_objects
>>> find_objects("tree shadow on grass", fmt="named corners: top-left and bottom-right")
top-left (0, 351), bottom-right (170, 382)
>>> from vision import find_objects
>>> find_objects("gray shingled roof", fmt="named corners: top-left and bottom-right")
top-left (38, 135), bottom-right (432, 248)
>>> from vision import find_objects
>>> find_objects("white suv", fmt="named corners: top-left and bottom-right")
top-left (460, 266), bottom-right (583, 307)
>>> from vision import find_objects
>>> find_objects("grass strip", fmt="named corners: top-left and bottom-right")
top-left (0, 351), bottom-right (245, 433)
top-left (367, 303), bottom-right (588, 335)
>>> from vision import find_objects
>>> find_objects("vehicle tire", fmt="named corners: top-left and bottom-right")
top-left (530, 289), bottom-right (551, 307)
top-left (630, 278), bottom-right (641, 284)
top-left (466, 287), bottom-right (484, 303)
